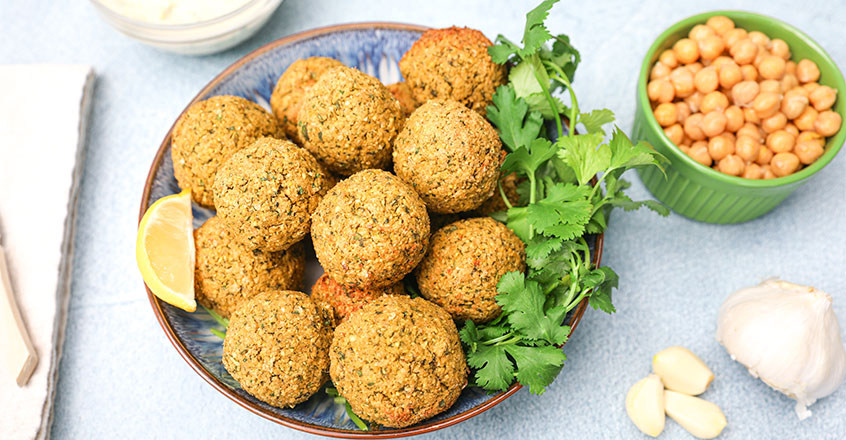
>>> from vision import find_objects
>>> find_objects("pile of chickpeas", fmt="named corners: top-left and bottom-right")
top-left (647, 15), bottom-right (841, 179)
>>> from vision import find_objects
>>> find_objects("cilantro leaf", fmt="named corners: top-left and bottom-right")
top-left (520, 0), bottom-right (559, 57)
top-left (488, 35), bottom-right (521, 64)
top-left (607, 127), bottom-right (665, 173)
top-left (578, 109), bottom-right (615, 135)
top-left (549, 34), bottom-right (581, 84)
top-left (496, 272), bottom-right (570, 345)
top-left (467, 343), bottom-right (515, 392)
top-left (588, 267), bottom-right (619, 314)
top-left (504, 344), bottom-right (566, 395)
top-left (527, 183), bottom-right (592, 240)
top-left (510, 56), bottom-right (563, 118)
top-left (525, 236), bottom-right (564, 262)
top-left (502, 138), bottom-right (557, 176)
top-left (556, 133), bottom-right (610, 186)
top-left (486, 85), bottom-right (543, 151)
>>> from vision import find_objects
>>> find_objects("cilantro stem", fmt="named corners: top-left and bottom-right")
top-left (544, 61), bottom-right (579, 137)
top-left (528, 174), bottom-right (538, 239)
top-left (498, 179), bottom-right (513, 210)
top-left (202, 305), bottom-right (230, 329)
top-left (532, 67), bottom-right (563, 138)
top-left (210, 328), bottom-right (226, 340)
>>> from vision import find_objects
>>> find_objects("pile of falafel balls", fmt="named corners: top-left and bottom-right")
top-left (172, 26), bottom-right (528, 428)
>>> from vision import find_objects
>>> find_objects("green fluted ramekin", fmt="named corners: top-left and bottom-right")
top-left (634, 11), bottom-right (846, 224)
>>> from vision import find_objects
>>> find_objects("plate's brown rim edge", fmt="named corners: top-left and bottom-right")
top-left (138, 21), bottom-right (603, 439)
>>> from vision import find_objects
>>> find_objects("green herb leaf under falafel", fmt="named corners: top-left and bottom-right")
top-left (463, 0), bottom-right (667, 396)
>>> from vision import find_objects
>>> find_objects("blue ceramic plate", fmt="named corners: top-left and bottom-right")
top-left (139, 23), bottom-right (600, 438)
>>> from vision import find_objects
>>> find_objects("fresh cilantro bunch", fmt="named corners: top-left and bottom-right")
top-left (461, 0), bottom-right (668, 395)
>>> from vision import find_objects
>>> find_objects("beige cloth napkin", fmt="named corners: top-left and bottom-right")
top-left (0, 65), bottom-right (94, 440)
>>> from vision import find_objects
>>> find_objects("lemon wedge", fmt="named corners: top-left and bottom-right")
top-left (136, 189), bottom-right (196, 312)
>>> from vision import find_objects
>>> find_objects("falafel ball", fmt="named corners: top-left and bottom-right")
top-left (270, 57), bottom-right (345, 145)
top-left (171, 95), bottom-right (283, 208)
top-left (416, 217), bottom-right (525, 323)
top-left (474, 171), bottom-right (522, 215)
top-left (310, 273), bottom-right (405, 323)
top-left (194, 216), bottom-right (305, 318)
top-left (330, 295), bottom-right (467, 428)
top-left (223, 290), bottom-right (334, 408)
top-left (213, 137), bottom-right (332, 252)
top-left (393, 100), bottom-right (502, 214)
top-left (311, 169), bottom-right (429, 289)
top-left (398, 27), bottom-right (506, 114)
top-left (298, 66), bottom-right (403, 175)
top-left (386, 81), bottom-right (419, 117)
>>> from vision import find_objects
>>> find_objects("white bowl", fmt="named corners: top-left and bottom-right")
top-left (91, 0), bottom-right (284, 55)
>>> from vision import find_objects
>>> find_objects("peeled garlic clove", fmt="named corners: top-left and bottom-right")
top-left (664, 390), bottom-right (727, 439)
top-left (653, 346), bottom-right (714, 395)
top-left (625, 374), bottom-right (665, 437)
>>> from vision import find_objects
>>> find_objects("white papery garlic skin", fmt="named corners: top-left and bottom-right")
top-left (716, 280), bottom-right (846, 420)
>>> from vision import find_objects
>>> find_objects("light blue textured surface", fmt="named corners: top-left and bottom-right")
top-left (1, 0), bottom-right (844, 439)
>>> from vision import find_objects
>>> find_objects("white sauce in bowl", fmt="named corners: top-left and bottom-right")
top-left (98, 0), bottom-right (252, 25)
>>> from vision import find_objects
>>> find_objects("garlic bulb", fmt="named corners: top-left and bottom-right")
top-left (716, 280), bottom-right (846, 420)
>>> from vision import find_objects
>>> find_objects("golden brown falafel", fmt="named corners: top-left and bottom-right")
top-left (416, 217), bottom-right (525, 323)
top-left (399, 26), bottom-right (506, 114)
top-left (393, 100), bottom-right (503, 214)
top-left (386, 81), bottom-right (419, 117)
top-left (310, 273), bottom-right (404, 323)
top-left (194, 216), bottom-right (305, 318)
top-left (171, 95), bottom-right (283, 208)
top-left (223, 290), bottom-right (334, 408)
top-left (330, 295), bottom-right (467, 428)
top-left (213, 137), bottom-right (332, 252)
top-left (311, 169), bottom-right (429, 289)
top-left (298, 66), bottom-right (403, 175)
top-left (270, 57), bottom-right (345, 145)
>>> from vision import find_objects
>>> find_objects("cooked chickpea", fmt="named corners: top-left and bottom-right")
top-left (756, 146), bottom-right (774, 165)
top-left (688, 143), bottom-right (713, 166)
top-left (717, 154), bottom-right (746, 176)
top-left (794, 141), bottom-right (825, 165)
top-left (743, 162), bottom-right (763, 179)
top-left (780, 74), bottom-right (799, 94)
top-left (664, 123), bottom-right (684, 145)
top-left (809, 85), bottom-right (837, 111)
top-left (675, 102), bottom-right (691, 123)
top-left (735, 135), bottom-right (761, 161)
top-left (707, 15), bottom-right (735, 35)
top-left (651, 62), bottom-right (671, 80)
top-left (684, 113), bottom-right (706, 141)
top-left (730, 39), bottom-right (758, 65)
top-left (701, 91), bottom-right (729, 113)
top-left (741, 64), bottom-right (758, 81)
top-left (694, 67), bottom-right (719, 93)
top-left (752, 48), bottom-right (771, 70)
top-left (748, 31), bottom-right (770, 47)
top-left (724, 105), bottom-right (745, 132)
top-left (738, 122), bottom-right (762, 141)
top-left (766, 130), bottom-right (795, 153)
top-left (796, 130), bottom-right (824, 147)
top-left (712, 56), bottom-right (734, 70)
top-left (699, 35), bottom-right (725, 61)
top-left (759, 80), bottom-right (781, 94)
top-left (762, 112), bottom-right (787, 133)
top-left (702, 110), bottom-right (728, 137)
top-left (771, 152), bottom-right (800, 176)
top-left (719, 62), bottom-right (742, 89)
top-left (803, 82), bottom-right (821, 94)
top-left (769, 39), bottom-right (791, 60)
top-left (781, 91), bottom-right (809, 119)
top-left (723, 28), bottom-right (748, 49)
top-left (796, 59), bottom-right (821, 83)
top-left (689, 24), bottom-right (715, 41)
top-left (785, 60), bottom-right (797, 75)
top-left (814, 111), bottom-right (842, 137)
top-left (671, 67), bottom-right (695, 98)
top-left (653, 102), bottom-right (679, 127)
top-left (794, 106), bottom-right (819, 131)
top-left (688, 62), bottom-right (704, 74)
top-left (731, 80), bottom-right (759, 106)
top-left (744, 107), bottom-right (761, 124)
top-left (678, 144), bottom-right (691, 154)
top-left (707, 134), bottom-right (734, 160)
top-left (761, 165), bottom-right (777, 179)
top-left (752, 92), bottom-right (781, 118)
top-left (784, 123), bottom-right (799, 136)
top-left (674, 38), bottom-right (700, 64)
top-left (685, 92), bottom-right (704, 113)
top-left (648, 79), bottom-right (675, 103)
top-left (659, 50), bottom-right (678, 68)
